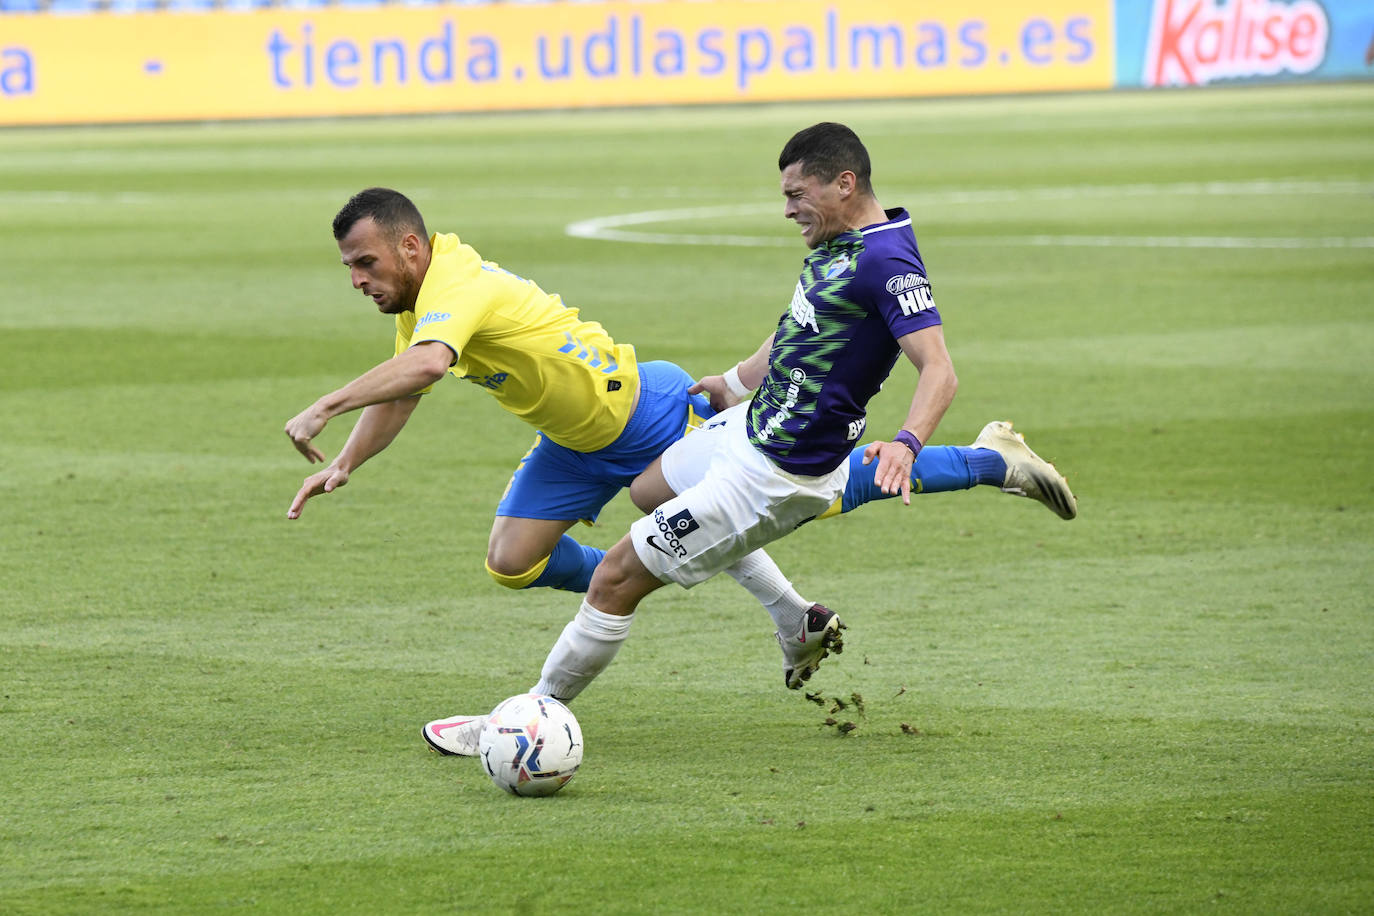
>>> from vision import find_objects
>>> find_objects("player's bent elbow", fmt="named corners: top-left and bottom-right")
top-left (412, 341), bottom-right (455, 383)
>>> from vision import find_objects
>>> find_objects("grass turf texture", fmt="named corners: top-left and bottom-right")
top-left (1, 83), bottom-right (1371, 913)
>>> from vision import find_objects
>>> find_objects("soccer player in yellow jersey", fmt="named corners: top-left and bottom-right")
top-left (284, 188), bottom-right (714, 595)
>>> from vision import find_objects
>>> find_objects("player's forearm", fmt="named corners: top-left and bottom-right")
top-left (735, 334), bottom-right (775, 390)
top-left (899, 358), bottom-right (958, 445)
top-left (315, 346), bottom-right (448, 421)
top-left (894, 326), bottom-right (958, 446)
top-left (335, 397), bottom-right (420, 474)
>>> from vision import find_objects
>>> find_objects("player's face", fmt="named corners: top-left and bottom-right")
top-left (337, 217), bottom-right (423, 314)
top-left (780, 162), bottom-right (849, 249)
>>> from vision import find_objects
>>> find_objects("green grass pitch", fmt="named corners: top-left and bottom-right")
top-left (1, 83), bottom-right (1371, 913)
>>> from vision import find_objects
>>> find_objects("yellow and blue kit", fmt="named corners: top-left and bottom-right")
top-left (398, 233), bottom-right (640, 452)
top-left (397, 233), bottom-right (710, 534)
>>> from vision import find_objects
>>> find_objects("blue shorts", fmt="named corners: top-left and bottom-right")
top-left (495, 360), bottom-right (714, 523)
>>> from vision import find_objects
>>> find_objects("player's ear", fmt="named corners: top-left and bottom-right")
top-left (836, 170), bottom-right (857, 198)
top-left (400, 232), bottom-right (422, 260)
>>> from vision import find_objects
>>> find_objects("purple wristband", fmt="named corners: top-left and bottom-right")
top-left (894, 429), bottom-right (923, 457)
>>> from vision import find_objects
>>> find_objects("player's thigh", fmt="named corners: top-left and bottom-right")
top-left (628, 457), bottom-right (674, 513)
top-left (497, 432), bottom-right (625, 525)
top-left (659, 402), bottom-right (744, 494)
top-left (631, 437), bottom-right (843, 588)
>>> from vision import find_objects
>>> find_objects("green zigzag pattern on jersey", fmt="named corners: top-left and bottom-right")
top-left (760, 240), bottom-right (868, 455)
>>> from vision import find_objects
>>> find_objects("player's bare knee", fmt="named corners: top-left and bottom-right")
top-left (484, 548), bottom-right (548, 590)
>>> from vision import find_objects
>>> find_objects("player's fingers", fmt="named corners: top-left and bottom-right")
top-left (687, 380), bottom-right (705, 394)
top-left (288, 434), bottom-right (322, 463)
top-left (876, 454), bottom-right (898, 494)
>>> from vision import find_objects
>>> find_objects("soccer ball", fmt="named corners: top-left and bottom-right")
top-left (478, 694), bottom-right (583, 797)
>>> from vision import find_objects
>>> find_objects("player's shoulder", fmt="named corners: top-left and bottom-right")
top-left (429, 233), bottom-right (483, 274)
top-left (417, 233), bottom-right (491, 306)
top-left (858, 208), bottom-right (920, 262)
top-left (854, 209), bottom-right (926, 286)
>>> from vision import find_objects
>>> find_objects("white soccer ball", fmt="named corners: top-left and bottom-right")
top-left (478, 694), bottom-right (583, 797)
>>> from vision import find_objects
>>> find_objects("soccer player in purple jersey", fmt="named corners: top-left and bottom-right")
top-left (424, 123), bottom-right (1076, 755)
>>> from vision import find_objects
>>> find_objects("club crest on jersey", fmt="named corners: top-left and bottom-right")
top-left (789, 281), bottom-right (819, 332)
top-left (823, 253), bottom-right (851, 280)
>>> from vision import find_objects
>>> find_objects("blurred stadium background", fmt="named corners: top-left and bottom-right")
top-left (2, 0), bottom-right (1371, 124)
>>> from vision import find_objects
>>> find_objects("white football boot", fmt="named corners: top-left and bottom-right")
top-left (422, 714), bottom-right (488, 757)
top-left (971, 421), bottom-right (1078, 520)
top-left (777, 604), bottom-right (845, 690)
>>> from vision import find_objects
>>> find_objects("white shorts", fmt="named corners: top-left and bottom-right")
top-left (630, 403), bottom-right (850, 587)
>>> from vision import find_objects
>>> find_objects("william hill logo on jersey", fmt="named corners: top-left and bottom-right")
top-left (887, 273), bottom-right (935, 317)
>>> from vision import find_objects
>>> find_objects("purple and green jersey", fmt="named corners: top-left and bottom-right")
top-left (746, 208), bottom-right (942, 476)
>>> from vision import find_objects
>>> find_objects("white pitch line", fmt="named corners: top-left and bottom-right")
top-left (959, 235), bottom-right (1374, 249)
top-left (567, 203), bottom-right (792, 248)
top-left (565, 179), bottom-right (1374, 249)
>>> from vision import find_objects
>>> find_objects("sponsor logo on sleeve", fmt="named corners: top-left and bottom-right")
top-left (1145, 0), bottom-right (1329, 87)
top-left (887, 273), bottom-right (935, 316)
top-left (415, 310), bottom-right (451, 330)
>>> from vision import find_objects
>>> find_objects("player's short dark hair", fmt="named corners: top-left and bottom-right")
top-left (778, 123), bottom-right (873, 195)
top-left (333, 188), bottom-right (428, 243)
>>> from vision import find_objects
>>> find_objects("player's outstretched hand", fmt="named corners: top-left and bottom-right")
top-left (862, 439), bottom-right (915, 506)
top-left (287, 465), bottom-right (349, 519)
top-left (284, 405), bottom-right (328, 463)
top-left (689, 376), bottom-right (744, 413)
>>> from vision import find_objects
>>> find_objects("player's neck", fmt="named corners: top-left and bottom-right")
top-left (849, 197), bottom-right (889, 233)
top-left (415, 243), bottom-right (433, 285)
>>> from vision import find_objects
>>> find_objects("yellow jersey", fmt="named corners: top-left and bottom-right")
top-left (395, 233), bottom-right (638, 453)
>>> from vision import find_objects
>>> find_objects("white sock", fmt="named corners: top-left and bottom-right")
top-left (530, 599), bottom-right (635, 702)
top-left (725, 550), bottom-right (810, 636)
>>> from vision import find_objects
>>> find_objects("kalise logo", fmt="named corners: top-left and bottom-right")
top-left (1145, 0), bottom-right (1329, 87)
